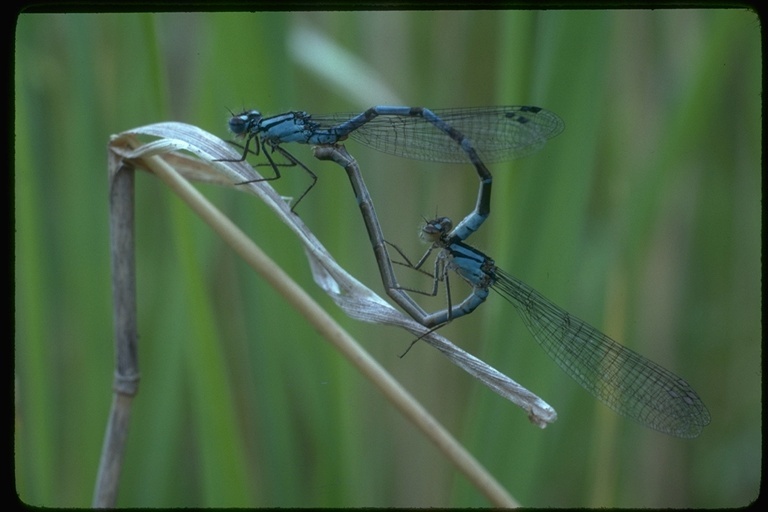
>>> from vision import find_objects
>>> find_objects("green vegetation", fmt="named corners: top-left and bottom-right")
top-left (15, 10), bottom-right (760, 507)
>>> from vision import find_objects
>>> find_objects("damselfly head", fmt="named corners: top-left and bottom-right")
top-left (419, 216), bottom-right (453, 243)
top-left (228, 110), bottom-right (262, 137)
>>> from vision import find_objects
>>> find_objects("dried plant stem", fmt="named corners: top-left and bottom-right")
top-left (98, 125), bottom-right (521, 507)
top-left (93, 164), bottom-right (139, 507)
top-left (149, 149), bottom-right (519, 508)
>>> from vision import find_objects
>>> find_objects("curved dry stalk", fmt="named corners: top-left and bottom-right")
top-left (98, 121), bottom-right (554, 507)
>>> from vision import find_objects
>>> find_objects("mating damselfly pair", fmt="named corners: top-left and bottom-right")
top-left (221, 105), bottom-right (710, 438)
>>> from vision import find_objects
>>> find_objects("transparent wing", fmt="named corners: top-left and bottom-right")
top-left (493, 268), bottom-right (710, 438)
top-left (309, 106), bottom-right (564, 163)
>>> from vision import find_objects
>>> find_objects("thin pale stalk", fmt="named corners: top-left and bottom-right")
top-left (93, 161), bottom-right (140, 507)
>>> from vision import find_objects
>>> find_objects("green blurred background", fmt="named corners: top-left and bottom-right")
top-left (15, 10), bottom-right (760, 507)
